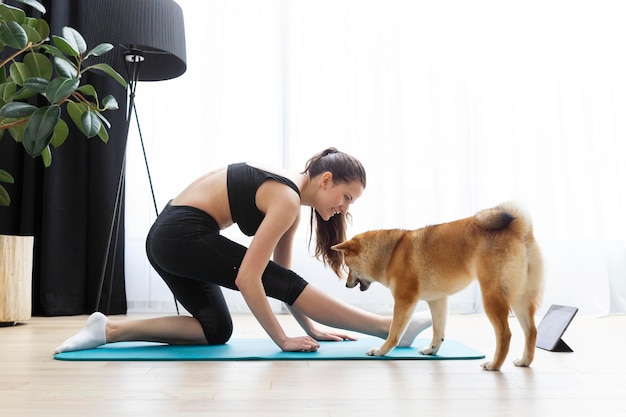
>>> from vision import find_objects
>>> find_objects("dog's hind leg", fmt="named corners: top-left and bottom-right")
top-left (512, 241), bottom-right (543, 367)
top-left (481, 292), bottom-right (512, 371)
top-left (510, 299), bottom-right (537, 367)
top-left (419, 297), bottom-right (447, 355)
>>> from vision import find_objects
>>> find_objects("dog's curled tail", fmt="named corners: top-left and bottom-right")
top-left (474, 201), bottom-right (534, 236)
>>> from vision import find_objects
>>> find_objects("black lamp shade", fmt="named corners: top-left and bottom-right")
top-left (81, 0), bottom-right (187, 82)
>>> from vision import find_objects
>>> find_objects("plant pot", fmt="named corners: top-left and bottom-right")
top-left (0, 235), bottom-right (33, 324)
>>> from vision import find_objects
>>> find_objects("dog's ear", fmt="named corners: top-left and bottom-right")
top-left (331, 239), bottom-right (360, 256)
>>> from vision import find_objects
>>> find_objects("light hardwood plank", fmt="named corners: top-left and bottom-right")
top-left (1, 313), bottom-right (625, 417)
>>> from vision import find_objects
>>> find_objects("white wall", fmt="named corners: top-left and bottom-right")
top-left (123, 0), bottom-right (626, 317)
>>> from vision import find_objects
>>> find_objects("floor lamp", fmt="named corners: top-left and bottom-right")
top-left (80, 0), bottom-right (187, 313)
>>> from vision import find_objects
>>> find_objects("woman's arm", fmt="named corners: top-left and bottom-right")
top-left (274, 224), bottom-right (319, 335)
top-left (234, 185), bottom-right (319, 352)
top-left (273, 206), bottom-right (357, 342)
top-left (271, 207), bottom-right (298, 269)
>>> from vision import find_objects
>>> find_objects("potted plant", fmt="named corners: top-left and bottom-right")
top-left (0, 0), bottom-right (126, 322)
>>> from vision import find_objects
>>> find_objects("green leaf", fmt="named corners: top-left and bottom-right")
top-left (0, 102), bottom-right (37, 118)
top-left (17, 0), bottom-right (46, 14)
top-left (33, 18), bottom-right (50, 41)
top-left (0, 184), bottom-right (10, 206)
top-left (40, 44), bottom-right (67, 60)
top-left (97, 124), bottom-right (109, 144)
top-left (0, 81), bottom-right (17, 102)
top-left (86, 43), bottom-right (114, 58)
top-left (24, 16), bottom-right (38, 28)
top-left (8, 121), bottom-right (26, 143)
top-left (0, 4), bottom-right (26, 24)
top-left (50, 118), bottom-right (69, 148)
top-left (83, 63), bottom-right (127, 88)
top-left (0, 168), bottom-right (15, 184)
top-left (0, 20), bottom-right (28, 49)
top-left (51, 35), bottom-right (78, 57)
top-left (24, 77), bottom-right (49, 94)
top-left (9, 62), bottom-right (30, 86)
top-left (41, 145), bottom-right (52, 167)
top-left (23, 105), bottom-right (60, 156)
top-left (22, 23), bottom-right (42, 43)
top-left (66, 101), bottom-right (86, 134)
top-left (23, 52), bottom-right (53, 80)
top-left (95, 110), bottom-right (111, 128)
top-left (77, 84), bottom-right (97, 99)
top-left (12, 86), bottom-right (36, 101)
top-left (81, 109), bottom-right (101, 138)
top-left (62, 27), bottom-right (87, 54)
top-left (46, 77), bottom-right (79, 104)
top-left (102, 95), bottom-right (119, 111)
top-left (53, 56), bottom-right (77, 78)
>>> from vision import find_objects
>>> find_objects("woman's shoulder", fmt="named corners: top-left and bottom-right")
top-left (239, 162), bottom-right (303, 195)
top-left (242, 162), bottom-right (294, 179)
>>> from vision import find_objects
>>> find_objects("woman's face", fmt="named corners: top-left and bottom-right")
top-left (316, 173), bottom-right (364, 221)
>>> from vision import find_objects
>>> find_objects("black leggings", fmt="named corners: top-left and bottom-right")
top-left (145, 202), bottom-right (309, 344)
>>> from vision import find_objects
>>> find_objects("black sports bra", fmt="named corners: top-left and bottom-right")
top-left (226, 163), bottom-right (301, 236)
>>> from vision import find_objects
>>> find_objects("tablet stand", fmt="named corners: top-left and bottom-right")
top-left (536, 304), bottom-right (578, 352)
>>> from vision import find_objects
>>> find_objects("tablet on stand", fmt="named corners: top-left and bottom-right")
top-left (536, 304), bottom-right (578, 352)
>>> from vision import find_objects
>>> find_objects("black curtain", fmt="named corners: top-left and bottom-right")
top-left (0, 1), bottom-right (128, 316)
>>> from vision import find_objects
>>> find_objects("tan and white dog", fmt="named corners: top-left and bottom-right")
top-left (331, 202), bottom-right (544, 370)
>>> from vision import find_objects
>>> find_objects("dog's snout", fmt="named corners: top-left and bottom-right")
top-left (358, 279), bottom-right (371, 291)
top-left (346, 276), bottom-right (359, 288)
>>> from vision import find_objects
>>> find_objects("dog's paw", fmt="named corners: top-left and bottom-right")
top-left (481, 361), bottom-right (501, 371)
top-left (366, 347), bottom-right (385, 356)
top-left (419, 345), bottom-right (438, 355)
top-left (513, 358), bottom-right (531, 367)
top-left (420, 346), bottom-right (435, 355)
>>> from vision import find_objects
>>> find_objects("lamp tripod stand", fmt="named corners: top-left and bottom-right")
top-left (95, 49), bottom-right (178, 314)
top-left (82, 0), bottom-right (187, 315)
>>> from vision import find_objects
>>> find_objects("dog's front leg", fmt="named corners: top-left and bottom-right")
top-left (367, 296), bottom-right (418, 356)
top-left (419, 298), bottom-right (447, 355)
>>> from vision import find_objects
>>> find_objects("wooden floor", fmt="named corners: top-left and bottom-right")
top-left (1, 313), bottom-right (625, 417)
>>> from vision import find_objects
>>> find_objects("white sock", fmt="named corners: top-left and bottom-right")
top-left (397, 314), bottom-right (432, 348)
top-left (54, 312), bottom-right (108, 354)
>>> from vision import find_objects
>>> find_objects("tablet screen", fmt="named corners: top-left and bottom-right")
top-left (536, 305), bottom-right (578, 351)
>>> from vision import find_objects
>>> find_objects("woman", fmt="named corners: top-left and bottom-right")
top-left (55, 148), bottom-right (430, 354)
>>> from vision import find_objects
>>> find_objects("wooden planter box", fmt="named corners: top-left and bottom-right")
top-left (0, 235), bottom-right (33, 323)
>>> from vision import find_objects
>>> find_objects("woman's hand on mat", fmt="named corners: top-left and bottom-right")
top-left (308, 328), bottom-right (358, 342)
top-left (281, 336), bottom-right (320, 352)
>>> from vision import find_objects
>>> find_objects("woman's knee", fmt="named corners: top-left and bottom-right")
top-left (196, 308), bottom-right (233, 345)
top-left (208, 322), bottom-right (233, 345)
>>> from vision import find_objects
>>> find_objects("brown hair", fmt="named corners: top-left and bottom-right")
top-left (302, 148), bottom-right (366, 277)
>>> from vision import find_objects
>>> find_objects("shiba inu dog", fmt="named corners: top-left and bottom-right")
top-left (331, 202), bottom-right (543, 370)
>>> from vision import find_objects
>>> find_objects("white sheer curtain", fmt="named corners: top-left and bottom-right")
top-left (123, 0), bottom-right (626, 316)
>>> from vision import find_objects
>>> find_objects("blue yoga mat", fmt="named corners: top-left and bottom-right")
top-left (54, 337), bottom-right (484, 361)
